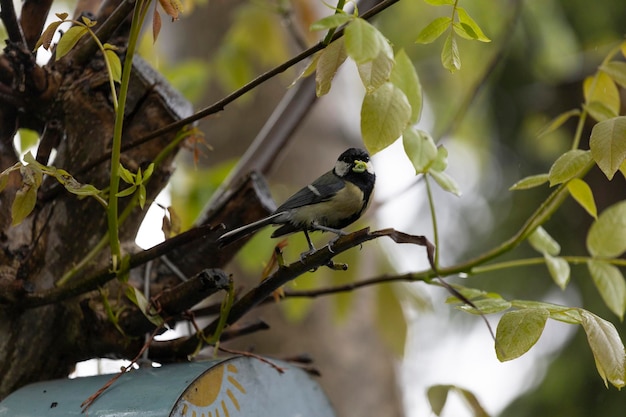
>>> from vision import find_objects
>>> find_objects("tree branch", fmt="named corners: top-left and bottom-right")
top-left (0, 0), bottom-right (27, 47)
top-left (19, 0), bottom-right (53, 51)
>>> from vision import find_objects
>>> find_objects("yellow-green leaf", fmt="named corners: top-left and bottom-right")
top-left (56, 26), bottom-right (88, 60)
top-left (402, 127), bottom-right (437, 173)
top-left (528, 226), bottom-right (560, 256)
top-left (361, 82), bottom-right (411, 155)
top-left (496, 308), bottom-right (549, 361)
top-left (316, 38), bottom-right (347, 96)
top-left (545, 254), bottom-right (570, 290)
top-left (441, 32), bottom-right (460, 72)
top-left (357, 42), bottom-right (394, 93)
top-left (456, 297), bottom-right (511, 315)
top-left (589, 116), bottom-right (626, 180)
top-left (310, 13), bottom-right (352, 31)
top-left (125, 285), bottom-right (164, 326)
top-left (600, 61), bottom-right (626, 88)
top-left (567, 178), bottom-right (597, 218)
top-left (390, 49), bottom-right (422, 124)
top-left (548, 149), bottom-right (592, 186)
top-left (11, 166), bottom-right (43, 226)
top-left (583, 72), bottom-right (620, 120)
top-left (537, 109), bottom-right (581, 138)
top-left (455, 7), bottom-right (490, 42)
top-left (509, 173), bottom-right (549, 190)
top-left (586, 200), bottom-right (626, 258)
top-left (587, 260), bottom-right (626, 320)
top-left (415, 17), bottom-right (451, 44)
top-left (580, 309), bottom-right (626, 388)
top-left (105, 49), bottom-right (122, 83)
top-left (429, 170), bottom-right (461, 196)
top-left (344, 18), bottom-right (382, 64)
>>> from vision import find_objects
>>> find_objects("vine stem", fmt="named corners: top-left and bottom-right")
top-left (424, 174), bottom-right (440, 268)
top-left (106, 0), bottom-right (150, 270)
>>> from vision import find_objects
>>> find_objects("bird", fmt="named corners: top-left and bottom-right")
top-left (217, 148), bottom-right (375, 254)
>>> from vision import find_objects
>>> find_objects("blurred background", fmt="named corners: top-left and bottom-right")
top-left (37, 0), bottom-right (626, 415)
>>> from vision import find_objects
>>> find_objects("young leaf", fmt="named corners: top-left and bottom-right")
top-left (587, 260), bottom-right (626, 320)
top-left (357, 43), bottom-right (394, 93)
top-left (430, 146), bottom-right (448, 172)
top-left (547, 149), bottom-right (592, 186)
top-left (427, 385), bottom-right (451, 416)
top-left (544, 254), bottom-right (571, 290)
top-left (402, 127), bottom-right (437, 174)
top-left (361, 82), bottom-right (411, 155)
top-left (589, 116), bottom-right (626, 180)
top-left (580, 309), bottom-right (626, 388)
top-left (528, 226), bottom-right (560, 256)
top-left (344, 18), bottom-right (382, 64)
top-left (456, 297), bottom-right (511, 315)
top-left (56, 26), bottom-right (88, 60)
top-left (104, 49), bottom-right (122, 83)
top-left (600, 61), bottom-right (626, 88)
top-left (583, 72), bottom-right (620, 119)
top-left (455, 7), bottom-right (491, 42)
top-left (316, 38), bottom-right (347, 96)
top-left (496, 308), bottom-right (549, 362)
top-left (118, 164), bottom-right (135, 184)
top-left (509, 173), bottom-right (549, 190)
top-left (159, 0), bottom-right (182, 20)
top-left (116, 185), bottom-right (138, 197)
top-left (586, 200), bottom-right (626, 258)
top-left (537, 109), bottom-right (581, 138)
top-left (390, 49), bottom-right (423, 124)
top-left (424, 0), bottom-right (455, 5)
top-left (310, 13), bottom-right (352, 31)
top-left (511, 300), bottom-right (582, 324)
top-left (415, 17), bottom-right (451, 44)
top-left (153, 8), bottom-right (162, 43)
top-left (429, 170), bottom-right (461, 196)
top-left (585, 100), bottom-right (618, 122)
top-left (567, 178), bottom-right (597, 218)
top-left (441, 32), bottom-right (460, 72)
top-left (11, 166), bottom-right (43, 226)
top-left (125, 285), bottom-right (164, 327)
top-left (34, 20), bottom-right (64, 51)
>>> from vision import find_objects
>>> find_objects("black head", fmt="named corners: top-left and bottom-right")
top-left (334, 148), bottom-right (374, 178)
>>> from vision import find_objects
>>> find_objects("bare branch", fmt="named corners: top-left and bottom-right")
top-left (0, 0), bottom-right (27, 47)
top-left (19, 0), bottom-right (53, 51)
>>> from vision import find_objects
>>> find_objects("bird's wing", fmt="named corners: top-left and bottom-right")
top-left (275, 171), bottom-right (345, 211)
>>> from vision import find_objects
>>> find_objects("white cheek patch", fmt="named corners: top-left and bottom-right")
top-left (334, 160), bottom-right (351, 177)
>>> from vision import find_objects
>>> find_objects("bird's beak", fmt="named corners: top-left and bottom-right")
top-left (352, 160), bottom-right (368, 173)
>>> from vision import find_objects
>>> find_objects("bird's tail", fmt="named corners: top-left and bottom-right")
top-left (217, 213), bottom-right (283, 247)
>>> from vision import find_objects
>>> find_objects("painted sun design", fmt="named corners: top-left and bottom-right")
top-left (176, 363), bottom-right (246, 417)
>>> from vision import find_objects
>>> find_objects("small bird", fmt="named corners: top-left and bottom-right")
top-left (217, 148), bottom-right (375, 254)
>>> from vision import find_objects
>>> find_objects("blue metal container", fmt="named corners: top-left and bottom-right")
top-left (0, 356), bottom-right (335, 416)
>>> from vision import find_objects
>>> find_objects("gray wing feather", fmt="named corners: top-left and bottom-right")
top-left (275, 171), bottom-right (344, 211)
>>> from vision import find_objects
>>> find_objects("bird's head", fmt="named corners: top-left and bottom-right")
top-left (334, 148), bottom-right (375, 178)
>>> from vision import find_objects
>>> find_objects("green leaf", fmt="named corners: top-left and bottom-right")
top-left (537, 109), bottom-right (581, 138)
top-left (344, 18), bottom-right (383, 64)
top-left (116, 185), bottom-right (137, 197)
top-left (548, 149), bottom-right (592, 186)
top-left (0, 168), bottom-right (11, 192)
top-left (589, 116), bottom-right (626, 180)
top-left (544, 254), bottom-right (570, 290)
top-left (455, 8), bottom-right (490, 42)
top-left (316, 38), bottom-right (347, 97)
top-left (357, 42), bottom-right (394, 93)
top-left (361, 82), bottom-right (411, 155)
top-left (586, 200), bottom-right (626, 258)
top-left (441, 32), bottom-right (460, 72)
top-left (118, 164), bottom-right (135, 184)
top-left (456, 297), bottom-right (512, 315)
top-left (138, 184), bottom-right (147, 209)
top-left (580, 309), bottom-right (626, 388)
top-left (56, 26), bottom-right (88, 60)
top-left (376, 284), bottom-right (407, 356)
top-left (528, 226), bottom-right (560, 256)
top-left (402, 127), bottom-right (437, 173)
top-left (17, 128), bottom-right (40, 152)
top-left (587, 260), bottom-right (626, 320)
top-left (427, 384), bottom-right (450, 416)
top-left (496, 308), bottom-right (549, 361)
top-left (11, 166), bottom-right (43, 226)
top-left (104, 49), bottom-right (122, 83)
top-left (600, 61), bottom-right (626, 88)
top-left (585, 101), bottom-right (618, 122)
top-left (309, 13), bottom-right (352, 31)
top-left (430, 146), bottom-right (448, 172)
top-left (510, 300), bottom-right (582, 324)
top-left (415, 17), bottom-right (451, 44)
top-left (429, 170), bottom-right (461, 196)
top-left (390, 49), bottom-right (422, 124)
top-left (583, 72), bottom-right (620, 119)
top-left (509, 173), bottom-right (549, 190)
top-left (125, 285), bottom-right (164, 327)
top-left (142, 163), bottom-right (155, 182)
top-left (567, 178), bottom-right (597, 218)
